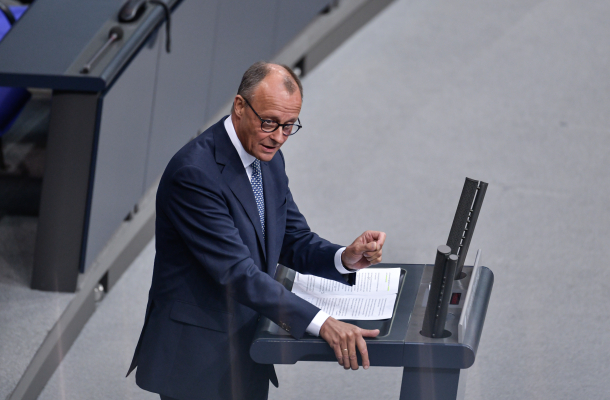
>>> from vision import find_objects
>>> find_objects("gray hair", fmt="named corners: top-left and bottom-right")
top-left (236, 61), bottom-right (303, 101)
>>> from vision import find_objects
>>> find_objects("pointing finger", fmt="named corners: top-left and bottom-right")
top-left (361, 329), bottom-right (380, 338)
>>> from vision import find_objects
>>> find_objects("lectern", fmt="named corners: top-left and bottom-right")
top-left (251, 178), bottom-right (494, 399)
top-left (251, 260), bottom-right (493, 399)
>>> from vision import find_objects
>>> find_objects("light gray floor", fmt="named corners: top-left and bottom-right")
top-left (37, 240), bottom-right (157, 400)
top-left (0, 216), bottom-right (74, 400)
top-left (0, 89), bottom-right (72, 399)
top-left (37, 0), bottom-right (610, 399)
top-left (0, 89), bottom-right (73, 399)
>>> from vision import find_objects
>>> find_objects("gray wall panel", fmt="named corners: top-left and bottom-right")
top-left (273, 0), bottom-right (330, 54)
top-left (84, 35), bottom-right (162, 270)
top-left (143, 0), bottom-right (220, 190)
top-left (204, 0), bottom-right (279, 119)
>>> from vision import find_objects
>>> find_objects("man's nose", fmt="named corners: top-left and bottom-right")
top-left (269, 129), bottom-right (288, 144)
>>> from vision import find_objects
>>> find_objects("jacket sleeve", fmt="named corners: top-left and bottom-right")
top-left (164, 164), bottom-right (319, 339)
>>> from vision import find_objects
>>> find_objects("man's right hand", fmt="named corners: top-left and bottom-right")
top-left (319, 317), bottom-right (379, 370)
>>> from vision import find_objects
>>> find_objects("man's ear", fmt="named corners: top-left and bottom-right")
top-left (233, 95), bottom-right (245, 119)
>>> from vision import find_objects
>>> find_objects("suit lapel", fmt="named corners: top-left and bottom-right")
top-left (213, 124), bottom-right (266, 261)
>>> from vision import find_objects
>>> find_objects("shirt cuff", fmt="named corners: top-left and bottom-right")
top-left (334, 247), bottom-right (355, 274)
top-left (305, 310), bottom-right (330, 336)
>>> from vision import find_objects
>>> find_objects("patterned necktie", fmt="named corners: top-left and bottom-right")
top-left (250, 159), bottom-right (265, 238)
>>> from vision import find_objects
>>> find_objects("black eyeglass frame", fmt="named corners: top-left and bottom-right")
top-left (242, 97), bottom-right (302, 136)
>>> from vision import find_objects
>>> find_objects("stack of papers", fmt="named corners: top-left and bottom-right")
top-left (291, 268), bottom-right (402, 320)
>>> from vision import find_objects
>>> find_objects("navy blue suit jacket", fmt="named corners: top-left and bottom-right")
top-left (127, 117), bottom-right (354, 400)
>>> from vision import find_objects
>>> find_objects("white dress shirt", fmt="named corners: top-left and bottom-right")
top-left (224, 117), bottom-right (354, 336)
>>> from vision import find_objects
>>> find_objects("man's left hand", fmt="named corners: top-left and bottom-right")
top-left (341, 230), bottom-right (386, 270)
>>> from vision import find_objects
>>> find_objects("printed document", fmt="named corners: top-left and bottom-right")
top-left (291, 268), bottom-right (402, 320)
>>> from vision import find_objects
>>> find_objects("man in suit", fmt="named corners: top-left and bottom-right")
top-left (127, 62), bottom-right (386, 400)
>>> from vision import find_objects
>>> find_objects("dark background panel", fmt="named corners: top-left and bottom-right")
top-left (83, 34), bottom-right (161, 270)
top-left (204, 0), bottom-right (279, 120)
top-left (143, 0), bottom-right (220, 190)
top-left (273, 0), bottom-right (331, 54)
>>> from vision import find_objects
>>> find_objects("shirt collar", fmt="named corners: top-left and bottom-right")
top-left (225, 115), bottom-right (256, 169)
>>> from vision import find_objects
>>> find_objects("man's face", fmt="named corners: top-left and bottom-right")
top-left (232, 72), bottom-right (302, 162)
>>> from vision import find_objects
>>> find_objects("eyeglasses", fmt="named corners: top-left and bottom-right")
top-left (242, 97), bottom-right (302, 136)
